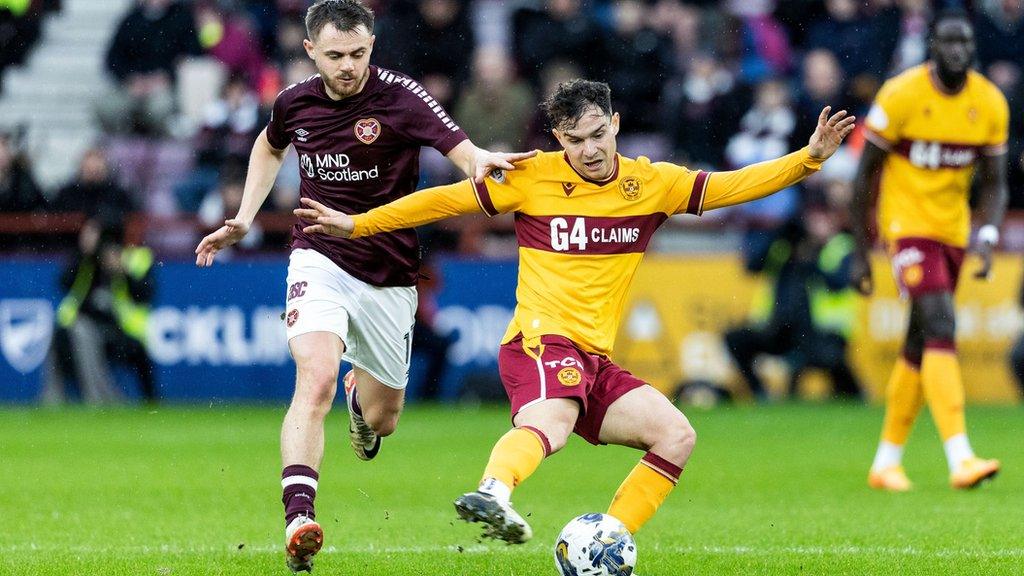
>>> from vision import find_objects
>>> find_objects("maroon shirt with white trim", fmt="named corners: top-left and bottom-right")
top-left (266, 65), bottom-right (468, 286)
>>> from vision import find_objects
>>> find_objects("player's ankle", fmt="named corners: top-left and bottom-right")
top-left (478, 477), bottom-right (512, 504)
top-left (282, 465), bottom-right (319, 526)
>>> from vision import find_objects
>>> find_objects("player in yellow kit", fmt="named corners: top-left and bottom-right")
top-left (851, 9), bottom-right (1009, 492)
top-left (296, 80), bottom-right (854, 541)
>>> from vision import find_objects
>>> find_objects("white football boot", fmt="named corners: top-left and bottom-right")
top-left (454, 491), bottom-right (533, 544)
top-left (284, 515), bottom-right (323, 573)
top-left (343, 371), bottom-right (381, 460)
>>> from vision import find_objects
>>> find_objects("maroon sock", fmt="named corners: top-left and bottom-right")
top-left (349, 385), bottom-right (363, 416)
top-left (282, 465), bottom-right (318, 526)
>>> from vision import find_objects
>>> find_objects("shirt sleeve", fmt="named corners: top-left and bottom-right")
top-left (676, 147), bottom-right (824, 215)
top-left (657, 162), bottom-right (702, 215)
top-left (265, 91), bottom-right (291, 151)
top-left (392, 81), bottom-right (469, 155)
top-left (351, 180), bottom-right (484, 238)
top-left (863, 80), bottom-right (903, 151)
top-left (472, 163), bottom-right (533, 216)
top-left (982, 86), bottom-right (1010, 156)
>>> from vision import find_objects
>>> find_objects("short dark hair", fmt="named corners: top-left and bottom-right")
top-left (305, 0), bottom-right (374, 41)
top-left (929, 7), bottom-right (971, 39)
top-left (541, 79), bottom-right (613, 132)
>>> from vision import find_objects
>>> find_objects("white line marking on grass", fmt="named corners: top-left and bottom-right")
top-left (650, 545), bottom-right (1024, 559)
top-left (3, 544), bottom-right (1023, 559)
top-left (0, 544), bottom-right (505, 555)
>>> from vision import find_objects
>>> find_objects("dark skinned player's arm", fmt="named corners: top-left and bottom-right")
top-left (972, 152), bottom-right (1009, 278)
top-left (847, 140), bottom-right (887, 293)
top-left (975, 153), bottom-right (1008, 230)
top-left (850, 141), bottom-right (887, 259)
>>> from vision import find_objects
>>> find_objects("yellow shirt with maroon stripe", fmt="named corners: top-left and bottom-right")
top-left (352, 149), bottom-right (823, 355)
top-left (864, 64), bottom-right (1009, 248)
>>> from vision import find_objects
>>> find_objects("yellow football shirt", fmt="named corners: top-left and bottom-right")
top-left (864, 64), bottom-right (1009, 248)
top-left (353, 148), bottom-right (823, 355)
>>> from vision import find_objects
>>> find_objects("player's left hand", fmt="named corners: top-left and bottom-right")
top-left (807, 106), bottom-right (857, 160)
top-left (472, 148), bottom-right (537, 183)
top-left (294, 197), bottom-right (354, 238)
top-left (973, 242), bottom-right (995, 280)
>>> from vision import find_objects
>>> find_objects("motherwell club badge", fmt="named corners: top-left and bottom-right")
top-left (557, 367), bottom-right (581, 387)
top-left (619, 176), bottom-right (642, 201)
top-left (354, 118), bottom-right (381, 144)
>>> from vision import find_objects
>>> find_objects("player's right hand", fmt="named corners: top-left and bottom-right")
top-left (294, 198), bottom-right (354, 238)
top-left (807, 106), bottom-right (856, 160)
top-left (850, 251), bottom-right (874, 295)
top-left (973, 241), bottom-right (995, 281)
top-left (194, 218), bottom-right (249, 267)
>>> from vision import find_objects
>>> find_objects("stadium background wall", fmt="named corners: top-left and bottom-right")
top-left (1, 256), bottom-right (1020, 404)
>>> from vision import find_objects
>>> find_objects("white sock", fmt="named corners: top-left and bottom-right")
top-left (943, 434), bottom-right (974, 473)
top-left (871, 441), bottom-right (904, 471)
top-left (478, 477), bottom-right (512, 504)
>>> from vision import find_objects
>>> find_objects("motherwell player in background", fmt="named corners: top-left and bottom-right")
top-left (194, 0), bottom-right (533, 571)
top-left (852, 9), bottom-right (1009, 492)
top-left (296, 80), bottom-right (854, 542)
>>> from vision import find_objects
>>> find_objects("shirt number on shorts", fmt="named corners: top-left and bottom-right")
top-left (404, 326), bottom-right (413, 364)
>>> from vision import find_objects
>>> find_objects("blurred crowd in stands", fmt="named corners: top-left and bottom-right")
top-left (4, 0), bottom-right (1023, 403)
top-left (1, 0), bottom-right (1024, 258)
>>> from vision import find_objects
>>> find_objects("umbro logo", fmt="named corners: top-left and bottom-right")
top-left (562, 182), bottom-right (576, 196)
top-left (295, 128), bottom-right (310, 142)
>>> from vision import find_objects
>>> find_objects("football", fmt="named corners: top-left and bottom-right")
top-left (553, 513), bottom-right (637, 576)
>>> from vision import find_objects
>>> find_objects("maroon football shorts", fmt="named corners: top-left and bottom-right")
top-left (888, 237), bottom-right (965, 298)
top-left (497, 333), bottom-right (647, 445)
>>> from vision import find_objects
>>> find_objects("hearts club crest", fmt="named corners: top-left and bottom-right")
top-left (354, 118), bottom-right (381, 144)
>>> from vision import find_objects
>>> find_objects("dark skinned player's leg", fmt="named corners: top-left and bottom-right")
top-left (868, 300), bottom-right (925, 490)
top-left (914, 291), bottom-right (999, 487)
top-left (915, 291), bottom-right (965, 454)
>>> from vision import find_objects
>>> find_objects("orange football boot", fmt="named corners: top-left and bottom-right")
top-left (868, 465), bottom-right (913, 492)
top-left (950, 457), bottom-right (1000, 489)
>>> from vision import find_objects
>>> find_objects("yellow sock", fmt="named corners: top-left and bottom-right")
top-left (921, 347), bottom-right (966, 441)
top-left (481, 426), bottom-right (549, 491)
top-left (607, 453), bottom-right (681, 534)
top-left (880, 358), bottom-right (924, 445)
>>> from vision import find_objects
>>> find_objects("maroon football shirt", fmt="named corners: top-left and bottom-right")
top-left (266, 65), bottom-right (468, 286)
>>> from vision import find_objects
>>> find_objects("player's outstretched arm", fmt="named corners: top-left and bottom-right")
top-left (699, 107), bottom-right (855, 212)
top-left (446, 140), bottom-right (537, 183)
top-left (295, 180), bottom-right (484, 239)
top-left (806, 106), bottom-right (855, 161)
top-left (194, 129), bottom-right (287, 266)
top-left (293, 198), bottom-right (355, 238)
top-left (848, 141), bottom-right (887, 295)
top-left (972, 153), bottom-right (1009, 280)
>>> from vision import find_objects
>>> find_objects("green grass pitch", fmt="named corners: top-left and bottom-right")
top-left (1, 403), bottom-right (1022, 575)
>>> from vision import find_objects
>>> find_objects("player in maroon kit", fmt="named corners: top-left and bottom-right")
top-left (193, 1), bottom-right (533, 571)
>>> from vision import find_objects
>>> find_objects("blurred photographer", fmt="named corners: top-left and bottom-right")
top-left (42, 220), bottom-right (157, 404)
top-left (724, 197), bottom-right (862, 401)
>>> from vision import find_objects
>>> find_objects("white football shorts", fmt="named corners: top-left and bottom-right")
top-left (284, 248), bottom-right (417, 389)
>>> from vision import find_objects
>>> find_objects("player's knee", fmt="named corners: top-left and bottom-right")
top-left (654, 415), bottom-right (696, 465)
top-left (294, 365), bottom-right (339, 412)
top-left (363, 406), bottom-right (401, 437)
top-left (902, 339), bottom-right (923, 367)
top-left (922, 315), bottom-right (956, 343)
top-left (544, 428), bottom-right (572, 455)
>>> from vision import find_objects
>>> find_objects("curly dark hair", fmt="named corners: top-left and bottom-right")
top-left (306, 0), bottom-right (374, 41)
top-left (540, 79), bottom-right (613, 132)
